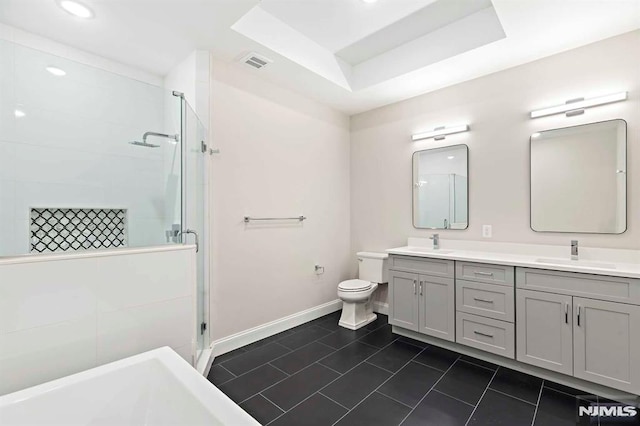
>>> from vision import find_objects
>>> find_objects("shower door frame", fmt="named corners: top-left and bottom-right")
top-left (175, 91), bottom-right (210, 365)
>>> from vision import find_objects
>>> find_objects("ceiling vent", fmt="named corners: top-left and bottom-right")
top-left (240, 53), bottom-right (272, 70)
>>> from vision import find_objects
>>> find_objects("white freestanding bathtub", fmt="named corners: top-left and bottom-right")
top-left (0, 347), bottom-right (260, 426)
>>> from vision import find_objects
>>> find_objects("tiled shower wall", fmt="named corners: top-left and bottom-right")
top-left (0, 39), bottom-right (176, 256)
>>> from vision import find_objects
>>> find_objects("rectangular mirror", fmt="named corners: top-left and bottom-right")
top-left (530, 119), bottom-right (627, 234)
top-left (413, 145), bottom-right (468, 229)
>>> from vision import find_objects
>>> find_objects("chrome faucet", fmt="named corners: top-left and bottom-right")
top-left (430, 233), bottom-right (440, 250)
top-left (571, 240), bottom-right (579, 260)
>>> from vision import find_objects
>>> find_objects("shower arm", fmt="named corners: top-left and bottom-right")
top-left (143, 131), bottom-right (179, 144)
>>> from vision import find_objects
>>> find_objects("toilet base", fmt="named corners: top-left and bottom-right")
top-left (338, 299), bottom-right (377, 330)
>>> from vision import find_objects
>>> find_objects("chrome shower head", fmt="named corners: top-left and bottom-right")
top-left (129, 131), bottom-right (179, 148)
top-left (129, 140), bottom-right (160, 148)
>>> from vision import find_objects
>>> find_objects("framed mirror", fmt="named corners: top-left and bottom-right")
top-left (530, 119), bottom-right (627, 234)
top-left (413, 145), bottom-right (469, 229)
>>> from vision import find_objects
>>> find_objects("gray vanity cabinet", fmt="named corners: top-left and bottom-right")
top-left (573, 297), bottom-right (640, 392)
top-left (388, 270), bottom-right (420, 331)
top-left (516, 289), bottom-right (573, 375)
top-left (419, 275), bottom-right (455, 341)
top-left (388, 256), bottom-right (455, 342)
top-left (516, 268), bottom-right (640, 394)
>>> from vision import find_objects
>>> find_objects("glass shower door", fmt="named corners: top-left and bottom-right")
top-left (181, 99), bottom-right (208, 363)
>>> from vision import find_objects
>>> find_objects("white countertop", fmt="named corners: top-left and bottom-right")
top-left (386, 240), bottom-right (640, 279)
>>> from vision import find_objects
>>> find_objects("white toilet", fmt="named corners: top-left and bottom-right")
top-left (337, 252), bottom-right (388, 330)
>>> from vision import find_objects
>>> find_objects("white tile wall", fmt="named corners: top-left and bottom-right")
top-left (0, 316), bottom-right (97, 395)
top-left (0, 246), bottom-right (196, 396)
top-left (97, 296), bottom-right (193, 365)
top-left (0, 39), bottom-right (175, 256)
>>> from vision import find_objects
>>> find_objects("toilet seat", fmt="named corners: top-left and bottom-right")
top-left (338, 279), bottom-right (372, 292)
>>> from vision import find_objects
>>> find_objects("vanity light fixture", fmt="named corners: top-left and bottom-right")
top-left (57, 0), bottom-right (94, 19)
top-left (46, 66), bottom-right (66, 76)
top-left (412, 124), bottom-right (469, 142)
top-left (530, 91), bottom-right (627, 118)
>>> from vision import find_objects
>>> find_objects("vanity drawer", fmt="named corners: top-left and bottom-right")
top-left (516, 268), bottom-right (640, 305)
top-left (456, 262), bottom-right (514, 286)
top-left (456, 312), bottom-right (515, 359)
top-left (389, 255), bottom-right (454, 278)
top-left (456, 280), bottom-right (514, 322)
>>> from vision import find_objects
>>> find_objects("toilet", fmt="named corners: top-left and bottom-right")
top-left (337, 252), bottom-right (388, 330)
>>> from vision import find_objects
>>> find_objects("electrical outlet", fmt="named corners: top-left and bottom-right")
top-left (482, 225), bottom-right (492, 238)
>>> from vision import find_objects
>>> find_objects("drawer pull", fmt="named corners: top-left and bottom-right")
top-left (419, 281), bottom-right (423, 296)
top-left (413, 280), bottom-right (417, 295)
top-left (473, 330), bottom-right (494, 338)
top-left (473, 297), bottom-right (494, 304)
top-left (474, 271), bottom-right (494, 277)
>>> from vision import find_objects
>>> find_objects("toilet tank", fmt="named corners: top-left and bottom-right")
top-left (357, 252), bottom-right (389, 284)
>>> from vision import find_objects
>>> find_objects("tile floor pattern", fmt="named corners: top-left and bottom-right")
top-left (208, 311), bottom-right (637, 426)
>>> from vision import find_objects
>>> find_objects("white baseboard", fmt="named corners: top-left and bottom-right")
top-left (373, 301), bottom-right (388, 315)
top-left (212, 299), bottom-right (342, 357)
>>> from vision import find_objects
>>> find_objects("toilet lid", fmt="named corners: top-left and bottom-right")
top-left (338, 279), bottom-right (372, 292)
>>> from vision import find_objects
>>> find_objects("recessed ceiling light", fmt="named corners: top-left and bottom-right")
top-left (57, 0), bottom-right (94, 18)
top-left (447, 156), bottom-right (455, 160)
top-left (361, 0), bottom-right (378, 3)
top-left (14, 109), bottom-right (26, 118)
top-left (46, 66), bottom-right (67, 76)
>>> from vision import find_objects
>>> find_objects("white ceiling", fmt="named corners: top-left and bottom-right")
top-left (258, 0), bottom-right (436, 52)
top-left (0, 0), bottom-right (639, 115)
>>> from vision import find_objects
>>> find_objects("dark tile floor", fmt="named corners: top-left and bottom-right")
top-left (208, 311), bottom-right (637, 426)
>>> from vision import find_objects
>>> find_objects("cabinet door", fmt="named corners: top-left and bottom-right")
top-left (573, 297), bottom-right (640, 394)
top-left (389, 271), bottom-right (419, 331)
top-left (419, 275), bottom-right (455, 341)
top-left (516, 289), bottom-right (573, 375)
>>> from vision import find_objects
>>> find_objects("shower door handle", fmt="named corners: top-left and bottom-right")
top-left (180, 229), bottom-right (199, 253)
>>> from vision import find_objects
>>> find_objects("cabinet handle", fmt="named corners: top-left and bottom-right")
top-left (565, 303), bottom-right (569, 324)
top-left (473, 297), bottom-right (494, 304)
top-left (474, 271), bottom-right (494, 277)
top-left (419, 281), bottom-right (423, 296)
top-left (473, 330), bottom-right (494, 338)
top-left (577, 305), bottom-right (581, 327)
top-left (413, 280), bottom-right (417, 295)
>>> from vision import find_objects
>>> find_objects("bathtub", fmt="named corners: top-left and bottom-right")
top-left (0, 347), bottom-right (259, 425)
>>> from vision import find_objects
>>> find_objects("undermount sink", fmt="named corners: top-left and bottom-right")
top-left (404, 247), bottom-right (454, 255)
top-left (535, 258), bottom-right (617, 270)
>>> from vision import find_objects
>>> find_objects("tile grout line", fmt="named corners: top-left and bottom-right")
top-left (218, 363), bottom-right (236, 378)
top-left (375, 390), bottom-right (416, 410)
top-left (264, 335), bottom-right (400, 426)
top-left (530, 379), bottom-right (545, 426)
top-left (258, 392), bottom-right (288, 414)
top-left (267, 362), bottom-right (291, 377)
top-left (318, 391), bottom-right (352, 411)
top-left (329, 344), bottom-right (429, 426)
top-left (463, 365), bottom-right (500, 426)
top-left (315, 339), bottom-right (340, 350)
top-left (489, 387), bottom-right (538, 407)
top-left (397, 356), bottom-right (462, 426)
top-left (432, 389), bottom-right (476, 408)
top-left (410, 358), bottom-right (449, 373)
top-left (364, 360), bottom-right (396, 375)
top-left (319, 362), bottom-right (345, 376)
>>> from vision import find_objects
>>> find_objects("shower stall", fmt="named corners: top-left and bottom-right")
top-left (0, 39), bottom-right (210, 365)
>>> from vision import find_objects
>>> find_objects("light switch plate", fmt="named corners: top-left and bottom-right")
top-left (482, 225), bottom-right (492, 238)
